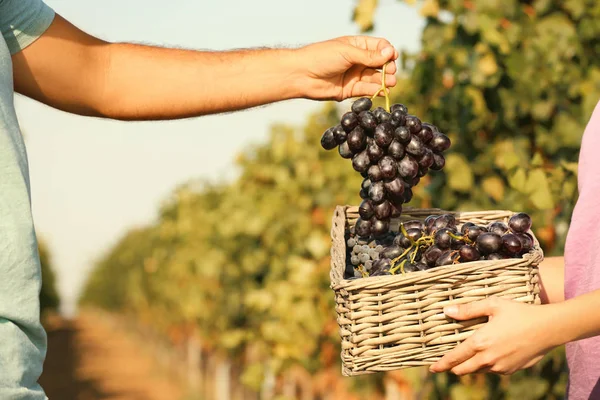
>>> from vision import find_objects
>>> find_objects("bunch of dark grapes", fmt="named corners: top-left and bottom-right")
top-left (321, 98), bottom-right (451, 239)
top-left (345, 212), bottom-right (534, 279)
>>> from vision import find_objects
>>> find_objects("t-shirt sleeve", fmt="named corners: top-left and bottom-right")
top-left (0, 0), bottom-right (55, 55)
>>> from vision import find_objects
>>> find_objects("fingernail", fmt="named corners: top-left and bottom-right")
top-left (381, 47), bottom-right (394, 58)
top-left (444, 305), bottom-right (458, 316)
top-left (429, 365), bottom-right (437, 373)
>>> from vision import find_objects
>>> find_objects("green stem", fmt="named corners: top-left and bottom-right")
top-left (370, 62), bottom-right (391, 112)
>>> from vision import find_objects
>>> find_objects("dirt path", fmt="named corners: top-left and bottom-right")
top-left (39, 313), bottom-right (186, 400)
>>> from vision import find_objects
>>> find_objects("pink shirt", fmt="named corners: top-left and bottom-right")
top-left (564, 100), bottom-right (600, 399)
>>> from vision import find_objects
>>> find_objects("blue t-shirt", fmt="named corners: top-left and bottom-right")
top-left (0, 1), bottom-right (55, 399)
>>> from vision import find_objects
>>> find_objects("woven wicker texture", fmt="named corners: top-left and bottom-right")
top-left (330, 205), bottom-right (543, 376)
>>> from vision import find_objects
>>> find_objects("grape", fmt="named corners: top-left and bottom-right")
top-left (361, 178), bottom-right (371, 191)
top-left (418, 166), bottom-right (429, 177)
top-left (359, 199), bottom-right (374, 220)
top-left (375, 245), bottom-right (384, 252)
top-left (434, 214), bottom-right (457, 231)
top-left (371, 257), bottom-right (392, 275)
top-left (411, 176), bottom-right (421, 186)
top-left (476, 232), bottom-right (503, 255)
top-left (434, 228), bottom-right (455, 249)
top-left (390, 203), bottom-right (402, 218)
top-left (393, 231), bottom-right (410, 247)
top-left (384, 178), bottom-right (405, 201)
top-left (415, 262), bottom-right (428, 271)
top-left (486, 253), bottom-right (506, 261)
top-left (341, 112), bottom-right (359, 133)
top-left (364, 260), bottom-right (373, 270)
top-left (424, 215), bottom-right (437, 233)
top-left (431, 153), bottom-right (446, 170)
top-left (394, 126), bottom-right (411, 144)
top-left (405, 115), bottom-right (422, 134)
top-left (402, 263), bottom-right (419, 273)
top-left (376, 109), bottom-right (391, 123)
top-left (361, 245), bottom-right (370, 253)
top-left (359, 253), bottom-right (370, 264)
top-left (388, 140), bottom-right (405, 160)
top-left (338, 142), bottom-right (353, 159)
top-left (466, 225), bottom-right (487, 242)
top-left (368, 249), bottom-right (379, 260)
top-left (368, 165), bottom-right (383, 182)
top-left (436, 250), bottom-right (458, 266)
top-left (488, 221), bottom-right (509, 235)
top-left (406, 135), bottom-right (425, 157)
top-left (509, 213), bottom-right (532, 233)
top-left (359, 188), bottom-right (368, 199)
top-left (403, 186), bottom-right (413, 203)
top-left (352, 97), bottom-right (372, 113)
top-left (359, 111), bottom-right (378, 133)
top-left (422, 122), bottom-right (438, 133)
top-left (502, 233), bottom-right (523, 255)
top-left (371, 219), bottom-right (390, 237)
top-left (320, 128), bottom-right (337, 150)
top-left (391, 103), bottom-right (408, 114)
top-left (406, 228), bottom-right (423, 243)
top-left (367, 142), bottom-right (385, 163)
top-left (382, 245), bottom-right (403, 260)
top-left (460, 222), bottom-right (475, 234)
top-left (347, 127), bottom-right (367, 153)
top-left (430, 132), bottom-right (451, 153)
top-left (332, 125), bottom-right (347, 145)
top-left (418, 148), bottom-right (435, 169)
top-left (352, 151), bottom-right (370, 173)
top-left (423, 245), bottom-right (443, 267)
top-left (373, 201), bottom-right (392, 220)
top-left (417, 125), bottom-right (434, 143)
top-left (390, 109), bottom-right (406, 127)
top-left (459, 245), bottom-right (480, 262)
top-left (374, 122), bottom-right (394, 148)
top-left (347, 238), bottom-right (357, 248)
top-left (398, 155), bottom-right (419, 179)
top-left (379, 156), bottom-right (398, 180)
top-left (403, 220), bottom-right (425, 231)
top-left (351, 255), bottom-right (360, 266)
top-left (352, 244), bottom-right (361, 254)
top-left (517, 233), bottom-right (533, 253)
top-left (355, 218), bottom-right (372, 237)
top-left (368, 181), bottom-right (386, 204)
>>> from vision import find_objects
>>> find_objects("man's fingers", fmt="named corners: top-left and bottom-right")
top-left (429, 340), bottom-right (477, 373)
top-left (349, 82), bottom-right (387, 99)
top-left (450, 354), bottom-right (492, 376)
top-left (359, 68), bottom-right (397, 86)
top-left (444, 297), bottom-right (500, 321)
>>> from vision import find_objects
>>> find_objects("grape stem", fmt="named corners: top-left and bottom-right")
top-left (370, 61), bottom-right (391, 112)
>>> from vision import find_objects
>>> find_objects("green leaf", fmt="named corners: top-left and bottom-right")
top-left (352, 0), bottom-right (378, 32)
top-left (508, 167), bottom-right (528, 192)
top-left (527, 169), bottom-right (555, 209)
top-left (445, 153), bottom-right (474, 193)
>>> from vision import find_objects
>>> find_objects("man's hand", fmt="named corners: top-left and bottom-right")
top-left (13, 14), bottom-right (398, 121)
top-left (295, 36), bottom-right (398, 101)
top-left (429, 298), bottom-right (556, 375)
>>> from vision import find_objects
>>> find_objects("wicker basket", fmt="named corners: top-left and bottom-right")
top-left (329, 205), bottom-right (543, 376)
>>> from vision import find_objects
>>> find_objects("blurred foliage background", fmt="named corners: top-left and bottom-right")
top-left (77, 0), bottom-right (600, 398)
top-left (39, 238), bottom-right (60, 315)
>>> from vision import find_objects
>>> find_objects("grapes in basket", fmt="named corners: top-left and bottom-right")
top-left (344, 212), bottom-right (534, 279)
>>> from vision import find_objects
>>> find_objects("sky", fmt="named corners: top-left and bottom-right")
top-left (18, 0), bottom-right (425, 316)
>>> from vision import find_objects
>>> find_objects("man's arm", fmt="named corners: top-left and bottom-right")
top-left (12, 14), bottom-right (398, 121)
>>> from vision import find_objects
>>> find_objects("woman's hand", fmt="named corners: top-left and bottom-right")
top-left (429, 297), bottom-right (558, 375)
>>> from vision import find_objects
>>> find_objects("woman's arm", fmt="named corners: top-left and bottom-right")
top-left (539, 256), bottom-right (565, 304)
